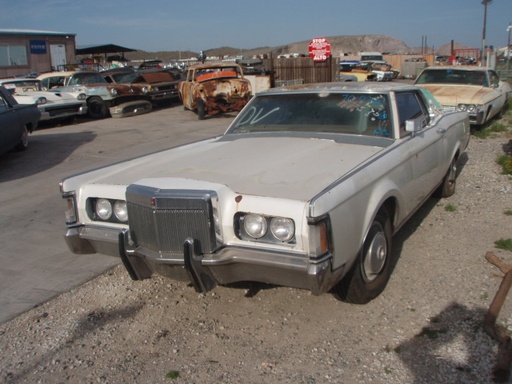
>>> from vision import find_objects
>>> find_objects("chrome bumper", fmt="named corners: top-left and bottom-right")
top-left (64, 225), bottom-right (344, 295)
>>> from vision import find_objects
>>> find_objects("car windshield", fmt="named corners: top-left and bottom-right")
top-left (68, 73), bottom-right (107, 85)
top-left (2, 80), bottom-right (42, 93)
top-left (111, 73), bottom-right (138, 83)
top-left (416, 69), bottom-right (488, 87)
top-left (228, 92), bottom-right (392, 138)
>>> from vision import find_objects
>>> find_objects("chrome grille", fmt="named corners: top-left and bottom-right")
top-left (126, 185), bottom-right (217, 256)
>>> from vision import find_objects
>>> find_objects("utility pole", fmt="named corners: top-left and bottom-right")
top-left (481, 0), bottom-right (492, 66)
top-left (507, 23), bottom-right (511, 71)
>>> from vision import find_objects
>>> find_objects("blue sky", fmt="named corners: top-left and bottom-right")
top-left (1, 0), bottom-right (511, 52)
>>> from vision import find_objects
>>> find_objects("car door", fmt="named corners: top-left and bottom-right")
top-left (0, 93), bottom-right (22, 155)
top-left (394, 91), bottom-right (444, 214)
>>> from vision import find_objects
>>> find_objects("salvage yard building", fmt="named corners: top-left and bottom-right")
top-left (0, 29), bottom-right (76, 78)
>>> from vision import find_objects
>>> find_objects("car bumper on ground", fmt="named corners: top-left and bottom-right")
top-left (109, 100), bottom-right (152, 118)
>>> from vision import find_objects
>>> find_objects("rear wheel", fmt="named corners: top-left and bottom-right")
top-left (334, 210), bottom-right (392, 304)
top-left (15, 127), bottom-right (29, 151)
top-left (88, 96), bottom-right (108, 119)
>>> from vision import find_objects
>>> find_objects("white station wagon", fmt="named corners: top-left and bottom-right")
top-left (60, 82), bottom-right (470, 304)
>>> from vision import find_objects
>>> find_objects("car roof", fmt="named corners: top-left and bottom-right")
top-left (257, 81), bottom-right (420, 95)
top-left (421, 66), bottom-right (489, 72)
top-left (37, 71), bottom-right (100, 78)
top-left (0, 78), bottom-right (40, 83)
top-left (187, 62), bottom-right (242, 70)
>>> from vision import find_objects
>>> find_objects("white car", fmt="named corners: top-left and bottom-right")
top-left (415, 66), bottom-right (512, 126)
top-left (0, 78), bottom-right (87, 121)
top-left (60, 82), bottom-right (470, 304)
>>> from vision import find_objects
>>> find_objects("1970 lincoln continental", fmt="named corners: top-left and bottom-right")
top-left (60, 82), bottom-right (470, 304)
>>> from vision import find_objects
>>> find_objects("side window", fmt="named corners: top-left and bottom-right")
top-left (489, 71), bottom-right (500, 87)
top-left (0, 94), bottom-right (8, 113)
top-left (395, 92), bottom-right (428, 137)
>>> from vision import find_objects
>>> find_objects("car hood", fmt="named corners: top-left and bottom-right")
top-left (416, 84), bottom-right (491, 105)
top-left (70, 136), bottom-right (385, 201)
top-left (14, 91), bottom-right (81, 104)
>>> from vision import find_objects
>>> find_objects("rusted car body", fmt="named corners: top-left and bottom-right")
top-left (178, 63), bottom-right (252, 119)
top-left (102, 68), bottom-right (180, 105)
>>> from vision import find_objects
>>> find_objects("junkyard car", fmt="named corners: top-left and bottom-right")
top-left (415, 66), bottom-right (512, 126)
top-left (102, 68), bottom-right (180, 105)
top-left (341, 61), bottom-right (395, 82)
top-left (0, 78), bottom-right (87, 122)
top-left (60, 82), bottom-right (470, 304)
top-left (37, 71), bottom-right (151, 119)
top-left (178, 63), bottom-right (252, 119)
top-left (0, 85), bottom-right (40, 155)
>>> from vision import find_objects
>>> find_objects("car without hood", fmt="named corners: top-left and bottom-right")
top-left (102, 68), bottom-right (180, 105)
top-left (178, 62), bottom-right (252, 120)
top-left (60, 82), bottom-right (469, 304)
top-left (415, 66), bottom-right (512, 126)
top-left (0, 78), bottom-right (87, 122)
top-left (37, 71), bottom-right (151, 119)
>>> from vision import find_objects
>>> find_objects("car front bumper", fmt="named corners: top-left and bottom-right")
top-left (64, 225), bottom-right (344, 295)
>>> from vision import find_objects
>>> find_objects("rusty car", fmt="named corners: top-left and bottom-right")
top-left (102, 68), bottom-right (180, 105)
top-left (37, 71), bottom-right (151, 119)
top-left (178, 62), bottom-right (252, 120)
top-left (415, 66), bottom-right (512, 127)
top-left (60, 82), bottom-right (470, 304)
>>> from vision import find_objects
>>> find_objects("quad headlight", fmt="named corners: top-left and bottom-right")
top-left (36, 97), bottom-right (47, 105)
top-left (237, 213), bottom-right (295, 244)
top-left (77, 93), bottom-right (87, 101)
top-left (89, 198), bottom-right (128, 223)
top-left (457, 104), bottom-right (480, 113)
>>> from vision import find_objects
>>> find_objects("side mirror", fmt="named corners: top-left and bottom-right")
top-left (405, 118), bottom-right (424, 133)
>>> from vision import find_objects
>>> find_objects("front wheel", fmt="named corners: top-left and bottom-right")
top-left (334, 210), bottom-right (392, 304)
top-left (434, 155), bottom-right (458, 198)
top-left (15, 127), bottom-right (29, 151)
top-left (87, 96), bottom-right (108, 119)
top-left (197, 100), bottom-right (206, 120)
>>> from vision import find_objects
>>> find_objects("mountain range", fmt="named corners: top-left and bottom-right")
top-left (124, 34), bottom-right (472, 62)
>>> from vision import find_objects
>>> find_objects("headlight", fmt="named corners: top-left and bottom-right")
top-left (109, 88), bottom-right (118, 96)
top-left (77, 93), bottom-right (86, 101)
top-left (113, 200), bottom-right (128, 222)
top-left (243, 213), bottom-right (267, 239)
top-left (270, 217), bottom-right (295, 242)
top-left (141, 86), bottom-right (149, 94)
top-left (458, 104), bottom-right (478, 113)
top-left (36, 97), bottom-right (47, 105)
top-left (238, 212), bottom-right (295, 244)
top-left (95, 198), bottom-right (112, 220)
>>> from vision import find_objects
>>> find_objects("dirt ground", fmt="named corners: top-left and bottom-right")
top-left (1, 121), bottom-right (512, 383)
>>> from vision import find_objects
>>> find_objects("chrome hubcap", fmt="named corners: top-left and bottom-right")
top-left (363, 225), bottom-right (387, 282)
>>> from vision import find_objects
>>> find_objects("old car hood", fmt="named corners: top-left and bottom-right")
top-left (418, 84), bottom-right (491, 105)
top-left (82, 136), bottom-right (384, 201)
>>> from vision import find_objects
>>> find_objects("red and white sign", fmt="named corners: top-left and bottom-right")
top-left (308, 37), bottom-right (331, 62)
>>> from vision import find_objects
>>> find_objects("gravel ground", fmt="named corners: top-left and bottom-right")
top-left (1, 116), bottom-right (512, 384)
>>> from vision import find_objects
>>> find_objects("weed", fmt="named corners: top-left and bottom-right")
top-left (445, 204), bottom-right (457, 212)
top-left (166, 371), bottom-right (180, 380)
top-left (495, 238), bottom-right (512, 252)
top-left (497, 154), bottom-right (512, 175)
top-left (504, 210), bottom-right (512, 216)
